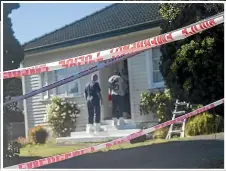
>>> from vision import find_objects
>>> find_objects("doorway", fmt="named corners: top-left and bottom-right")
top-left (99, 59), bottom-right (131, 120)
top-left (121, 59), bottom-right (131, 119)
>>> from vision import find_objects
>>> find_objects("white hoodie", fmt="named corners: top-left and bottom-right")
top-left (108, 75), bottom-right (125, 96)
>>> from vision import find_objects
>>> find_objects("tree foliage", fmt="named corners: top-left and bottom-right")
top-left (3, 3), bottom-right (24, 71)
top-left (3, 4), bottom-right (24, 162)
top-left (159, 4), bottom-right (224, 115)
top-left (3, 3), bottom-right (24, 97)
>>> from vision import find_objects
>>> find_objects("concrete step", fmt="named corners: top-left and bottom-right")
top-left (70, 129), bottom-right (140, 137)
top-left (101, 119), bottom-right (134, 125)
top-left (102, 123), bottom-right (137, 131)
top-left (74, 119), bottom-right (137, 132)
top-left (58, 129), bottom-right (141, 144)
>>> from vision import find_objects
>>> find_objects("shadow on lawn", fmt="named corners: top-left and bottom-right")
top-left (5, 139), bottom-right (224, 169)
top-left (38, 139), bottom-right (224, 169)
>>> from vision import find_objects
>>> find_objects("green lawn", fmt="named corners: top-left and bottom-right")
top-left (20, 140), bottom-right (97, 157)
top-left (20, 138), bottom-right (179, 157)
top-left (20, 133), bottom-right (223, 158)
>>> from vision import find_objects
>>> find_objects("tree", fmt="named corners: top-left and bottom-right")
top-left (3, 3), bottom-right (24, 71)
top-left (3, 4), bottom-right (24, 162)
top-left (159, 4), bottom-right (224, 115)
top-left (3, 3), bottom-right (24, 97)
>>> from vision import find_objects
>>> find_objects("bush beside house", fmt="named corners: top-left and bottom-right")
top-left (185, 108), bottom-right (224, 136)
top-left (46, 97), bottom-right (81, 137)
top-left (29, 126), bottom-right (49, 144)
top-left (3, 114), bottom-right (21, 167)
top-left (140, 89), bottom-right (224, 139)
top-left (140, 89), bottom-right (174, 122)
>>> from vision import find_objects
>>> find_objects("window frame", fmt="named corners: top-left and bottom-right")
top-left (40, 68), bottom-right (82, 100)
top-left (146, 48), bottom-right (165, 89)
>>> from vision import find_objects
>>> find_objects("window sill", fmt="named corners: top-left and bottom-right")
top-left (150, 82), bottom-right (165, 89)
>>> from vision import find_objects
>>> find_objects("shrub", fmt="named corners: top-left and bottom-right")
top-left (3, 119), bottom-right (10, 161)
top-left (17, 137), bottom-right (30, 147)
top-left (46, 97), bottom-right (80, 137)
top-left (5, 141), bottom-right (20, 159)
top-left (29, 125), bottom-right (48, 144)
top-left (152, 127), bottom-right (169, 139)
top-left (185, 105), bottom-right (223, 136)
top-left (140, 89), bottom-right (175, 122)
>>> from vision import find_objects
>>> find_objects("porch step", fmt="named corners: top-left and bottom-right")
top-left (101, 119), bottom-right (137, 130)
top-left (74, 119), bottom-right (137, 132)
top-left (101, 119), bottom-right (134, 125)
top-left (102, 123), bottom-right (137, 131)
top-left (71, 129), bottom-right (140, 137)
top-left (57, 129), bottom-right (141, 144)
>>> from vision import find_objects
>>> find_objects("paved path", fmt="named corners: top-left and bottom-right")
top-left (39, 134), bottom-right (224, 169)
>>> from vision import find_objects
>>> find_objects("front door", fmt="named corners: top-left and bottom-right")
top-left (98, 59), bottom-right (131, 120)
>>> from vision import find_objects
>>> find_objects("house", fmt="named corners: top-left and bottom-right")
top-left (21, 3), bottom-right (166, 136)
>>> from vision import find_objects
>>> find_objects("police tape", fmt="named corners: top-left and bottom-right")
top-left (9, 98), bottom-right (222, 169)
top-left (3, 13), bottom-right (224, 106)
top-left (2, 13), bottom-right (224, 79)
top-left (3, 12), bottom-right (224, 168)
top-left (3, 51), bottom-right (143, 106)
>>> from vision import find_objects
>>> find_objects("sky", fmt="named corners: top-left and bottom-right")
top-left (10, 3), bottom-right (113, 44)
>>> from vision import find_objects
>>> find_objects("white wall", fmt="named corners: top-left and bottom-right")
top-left (128, 50), bottom-right (159, 126)
top-left (23, 27), bottom-right (161, 132)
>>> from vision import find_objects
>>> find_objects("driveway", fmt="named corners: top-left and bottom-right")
top-left (39, 134), bottom-right (224, 169)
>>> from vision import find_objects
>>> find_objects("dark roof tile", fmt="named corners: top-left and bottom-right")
top-left (24, 3), bottom-right (161, 51)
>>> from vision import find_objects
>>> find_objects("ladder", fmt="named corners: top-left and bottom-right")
top-left (166, 99), bottom-right (189, 139)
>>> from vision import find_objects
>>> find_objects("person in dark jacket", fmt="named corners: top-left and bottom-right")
top-left (84, 74), bottom-right (103, 133)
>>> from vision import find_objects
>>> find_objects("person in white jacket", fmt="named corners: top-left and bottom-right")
top-left (108, 71), bottom-right (126, 127)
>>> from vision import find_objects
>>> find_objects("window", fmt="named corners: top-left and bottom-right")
top-left (55, 69), bottom-right (66, 95)
top-left (147, 47), bottom-right (164, 89)
top-left (40, 66), bottom-right (81, 99)
top-left (41, 72), bottom-right (50, 99)
top-left (152, 47), bottom-right (164, 83)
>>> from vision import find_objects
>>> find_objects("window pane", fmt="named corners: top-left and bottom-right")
top-left (41, 73), bottom-right (48, 97)
top-left (152, 47), bottom-right (161, 59)
top-left (153, 71), bottom-right (163, 83)
top-left (68, 82), bottom-right (79, 94)
top-left (67, 66), bottom-right (79, 76)
top-left (152, 59), bottom-right (160, 71)
top-left (55, 69), bottom-right (66, 95)
top-left (42, 73), bottom-right (48, 85)
top-left (66, 66), bottom-right (80, 94)
top-left (47, 72), bottom-right (55, 96)
top-left (152, 47), bottom-right (163, 83)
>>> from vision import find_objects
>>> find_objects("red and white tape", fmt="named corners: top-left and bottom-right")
top-left (3, 13), bottom-right (224, 169)
top-left (2, 13), bottom-right (224, 79)
top-left (11, 98), bottom-right (222, 169)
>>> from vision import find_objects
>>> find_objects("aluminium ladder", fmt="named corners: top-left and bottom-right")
top-left (166, 99), bottom-right (189, 139)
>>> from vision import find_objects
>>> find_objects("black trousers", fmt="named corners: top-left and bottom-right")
top-left (87, 100), bottom-right (101, 124)
top-left (112, 94), bottom-right (124, 119)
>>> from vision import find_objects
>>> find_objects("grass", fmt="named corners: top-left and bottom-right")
top-left (20, 137), bottom-right (185, 157)
top-left (20, 140), bottom-right (97, 157)
top-left (20, 132), bottom-right (224, 158)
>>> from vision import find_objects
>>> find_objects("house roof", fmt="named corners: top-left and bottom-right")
top-left (24, 3), bottom-right (162, 54)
